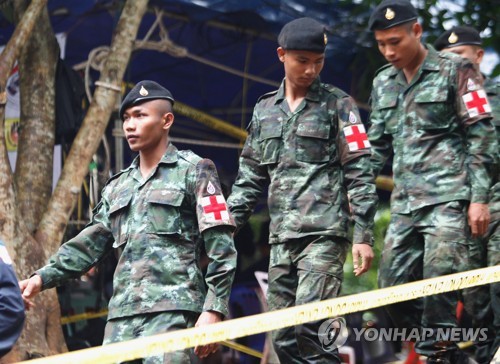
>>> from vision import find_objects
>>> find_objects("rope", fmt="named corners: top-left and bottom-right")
top-left (94, 81), bottom-right (121, 92)
top-left (170, 136), bottom-right (243, 149)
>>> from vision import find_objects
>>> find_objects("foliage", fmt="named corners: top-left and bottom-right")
top-left (332, 0), bottom-right (499, 102)
top-left (341, 203), bottom-right (391, 295)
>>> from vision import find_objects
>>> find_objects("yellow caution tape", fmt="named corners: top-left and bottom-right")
top-left (220, 340), bottom-right (263, 359)
top-left (60, 312), bottom-right (263, 359)
top-left (60, 309), bottom-right (108, 325)
top-left (173, 101), bottom-right (248, 141)
top-left (21, 265), bottom-right (500, 364)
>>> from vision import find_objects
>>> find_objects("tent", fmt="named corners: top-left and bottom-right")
top-left (0, 0), bottom-right (377, 194)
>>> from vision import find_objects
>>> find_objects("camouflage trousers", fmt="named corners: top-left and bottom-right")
top-left (267, 235), bottom-right (349, 364)
top-left (462, 206), bottom-right (500, 364)
top-left (378, 200), bottom-right (471, 358)
top-left (103, 310), bottom-right (199, 363)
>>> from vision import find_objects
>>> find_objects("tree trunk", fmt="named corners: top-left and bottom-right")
top-left (0, 0), bottom-right (149, 362)
top-left (35, 0), bottom-right (149, 252)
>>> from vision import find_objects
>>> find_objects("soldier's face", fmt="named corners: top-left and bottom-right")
top-left (277, 48), bottom-right (325, 89)
top-left (122, 100), bottom-right (173, 152)
top-left (375, 22), bottom-right (422, 70)
top-left (441, 45), bottom-right (484, 66)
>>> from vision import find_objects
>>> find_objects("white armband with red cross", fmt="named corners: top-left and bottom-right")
top-left (201, 194), bottom-right (230, 223)
top-left (343, 123), bottom-right (371, 152)
top-left (462, 89), bottom-right (491, 118)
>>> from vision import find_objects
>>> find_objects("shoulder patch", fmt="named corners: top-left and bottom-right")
top-left (257, 90), bottom-right (278, 103)
top-left (178, 149), bottom-right (203, 166)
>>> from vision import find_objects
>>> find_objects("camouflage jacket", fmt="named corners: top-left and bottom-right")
top-left (228, 78), bottom-right (378, 245)
top-left (37, 144), bottom-right (237, 319)
top-left (368, 45), bottom-right (497, 213)
top-left (484, 76), bottom-right (500, 216)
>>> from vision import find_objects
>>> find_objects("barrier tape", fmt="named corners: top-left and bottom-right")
top-left (220, 340), bottom-right (263, 359)
top-left (60, 311), bottom-right (263, 359)
top-left (60, 310), bottom-right (108, 325)
top-left (20, 265), bottom-right (500, 364)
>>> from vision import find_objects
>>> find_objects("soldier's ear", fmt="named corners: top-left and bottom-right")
top-left (162, 112), bottom-right (174, 130)
top-left (475, 48), bottom-right (484, 64)
top-left (277, 47), bottom-right (286, 63)
top-left (412, 22), bottom-right (423, 40)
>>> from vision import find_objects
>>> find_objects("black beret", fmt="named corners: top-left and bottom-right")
top-left (434, 26), bottom-right (482, 51)
top-left (278, 17), bottom-right (327, 53)
top-left (368, 0), bottom-right (418, 31)
top-left (119, 80), bottom-right (174, 120)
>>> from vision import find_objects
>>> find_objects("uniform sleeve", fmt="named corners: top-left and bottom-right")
top-left (195, 159), bottom-right (236, 232)
top-left (227, 111), bottom-right (269, 231)
top-left (192, 159), bottom-right (237, 316)
top-left (0, 245), bottom-right (25, 358)
top-left (456, 61), bottom-right (498, 203)
top-left (336, 96), bottom-right (379, 245)
top-left (367, 84), bottom-right (394, 178)
top-left (37, 189), bottom-right (115, 290)
top-left (201, 226), bottom-right (237, 317)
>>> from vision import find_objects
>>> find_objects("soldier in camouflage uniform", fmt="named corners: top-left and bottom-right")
top-left (367, 1), bottom-right (497, 363)
top-left (227, 17), bottom-right (378, 363)
top-left (435, 26), bottom-right (500, 364)
top-left (20, 80), bottom-right (237, 363)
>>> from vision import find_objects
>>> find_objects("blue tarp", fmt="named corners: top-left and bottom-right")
top-left (0, 0), bottom-right (373, 183)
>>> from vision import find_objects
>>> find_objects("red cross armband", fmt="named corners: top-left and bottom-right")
top-left (200, 181), bottom-right (230, 223)
top-left (343, 123), bottom-right (371, 152)
top-left (462, 89), bottom-right (491, 118)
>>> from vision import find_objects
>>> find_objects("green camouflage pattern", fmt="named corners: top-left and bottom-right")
top-left (484, 76), bottom-right (500, 362)
top-left (462, 76), bottom-right (500, 364)
top-left (103, 311), bottom-right (199, 363)
top-left (228, 78), bottom-right (378, 245)
top-left (267, 236), bottom-right (348, 363)
top-left (487, 214), bottom-right (500, 361)
top-left (37, 143), bottom-right (237, 319)
top-left (484, 76), bottom-right (500, 215)
top-left (368, 45), bottom-right (497, 214)
top-left (378, 200), bottom-right (470, 357)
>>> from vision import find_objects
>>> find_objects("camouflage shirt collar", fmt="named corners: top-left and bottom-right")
top-left (420, 44), bottom-right (441, 72)
top-left (129, 143), bottom-right (179, 170)
top-left (159, 143), bottom-right (179, 164)
top-left (275, 77), bottom-right (322, 104)
top-left (386, 43), bottom-right (440, 78)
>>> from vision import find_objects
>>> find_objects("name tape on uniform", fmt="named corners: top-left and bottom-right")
top-left (21, 265), bottom-right (500, 364)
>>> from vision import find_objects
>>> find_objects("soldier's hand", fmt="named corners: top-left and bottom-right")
top-left (468, 202), bottom-right (490, 238)
top-left (194, 311), bottom-right (222, 358)
top-left (19, 274), bottom-right (42, 310)
top-left (352, 243), bottom-right (374, 276)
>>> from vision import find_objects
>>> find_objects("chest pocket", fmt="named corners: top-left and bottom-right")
top-left (147, 189), bottom-right (184, 235)
top-left (109, 194), bottom-right (132, 248)
top-left (374, 93), bottom-right (399, 134)
top-left (296, 120), bottom-right (331, 163)
top-left (414, 87), bottom-right (454, 130)
top-left (258, 119), bottom-right (282, 165)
